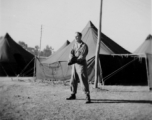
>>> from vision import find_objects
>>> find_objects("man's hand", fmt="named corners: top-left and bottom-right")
top-left (71, 50), bottom-right (75, 56)
top-left (76, 59), bottom-right (84, 64)
top-left (68, 57), bottom-right (77, 65)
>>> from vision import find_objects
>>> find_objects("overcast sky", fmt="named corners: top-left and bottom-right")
top-left (0, 0), bottom-right (151, 52)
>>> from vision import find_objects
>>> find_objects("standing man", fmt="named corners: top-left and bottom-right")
top-left (66, 32), bottom-right (91, 103)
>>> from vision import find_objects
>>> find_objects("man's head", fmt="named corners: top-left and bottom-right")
top-left (75, 32), bottom-right (82, 43)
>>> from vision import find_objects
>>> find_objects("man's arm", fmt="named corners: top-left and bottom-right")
top-left (68, 44), bottom-right (77, 65)
top-left (69, 44), bottom-right (75, 59)
top-left (77, 44), bottom-right (88, 62)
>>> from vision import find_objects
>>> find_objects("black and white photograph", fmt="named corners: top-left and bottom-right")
top-left (0, 0), bottom-right (152, 120)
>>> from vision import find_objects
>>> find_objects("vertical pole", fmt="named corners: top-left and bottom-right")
top-left (39, 25), bottom-right (43, 57)
top-left (145, 54), bottom-right (149, 87)
top-left (33, 56), bottom-right (37, 82)
top-left (151, 0), bottom-right (152, 35)
top-left (99, 58), bottom-right (104, 85)
top-left (33, 56), bottom-right (36, 77)
top-left (94, 0), bottom-right (103, 88)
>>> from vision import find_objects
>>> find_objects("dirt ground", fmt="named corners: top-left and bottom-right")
top-left (0, 77), bottom-right (152, 120)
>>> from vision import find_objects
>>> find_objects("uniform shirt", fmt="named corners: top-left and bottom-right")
top-left (69, 40), bottom-right (88, 62)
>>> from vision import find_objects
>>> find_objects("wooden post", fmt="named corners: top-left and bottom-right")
top-left (39, 25), bottom-right (43, 57)
top-left (151, 1), bottom-right (152, 34)
top-left (33, 56), bottom-right (36, 77)
top-left (94, 0), bottom-right (103, 88)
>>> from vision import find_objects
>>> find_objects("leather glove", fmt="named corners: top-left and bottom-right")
top-left (68, 57), bottom-right (77, 65)
top-left (76, 59), bottom-right (85, 64)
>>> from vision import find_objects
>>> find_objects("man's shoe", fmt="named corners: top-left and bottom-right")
top-left (66, 94), bottom-right (76, 100)
top-left (85, 94), bottom-right (91, 103)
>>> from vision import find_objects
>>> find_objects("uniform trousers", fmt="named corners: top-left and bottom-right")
top-left (70, 62), bottom-right (90, 95)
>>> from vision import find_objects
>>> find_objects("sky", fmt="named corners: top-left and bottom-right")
top-left (0, 0), bottom-right (151, 52)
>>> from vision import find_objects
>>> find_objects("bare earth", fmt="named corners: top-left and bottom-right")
top-left (0, 77), bottom-right (152, 120)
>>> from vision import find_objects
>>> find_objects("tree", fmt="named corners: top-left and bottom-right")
top-left (18, 41), bottom-right (54, 57)
top-left (18, 41), bottom-right (35, 55)
top-left (26, 47), bottom-right (35, 55)
top-left (18, 41), bottom-right (28, 50)
top-left (34, 45), bottom-right (40, 56)
top-left (43, 45), bottom-right (54, 57)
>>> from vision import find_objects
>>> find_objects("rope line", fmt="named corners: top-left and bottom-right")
top-left (0, 63), bottom-right (8, 76)
top-left (20, 67), bottom-right (34, 76)
top-left (103, 57), bottom-right (139, 82)
top-left (19, 57), bottom-right (35, 76)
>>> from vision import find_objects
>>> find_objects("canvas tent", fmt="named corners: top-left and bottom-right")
top-left (134, 35), bottom-right (152, 54)
top-left (54, 40), bottom-right (70, 54)
top-left (99, 54), bottom-right (147, 85)
top-left (0, 33), bottom-right (35, 76)
top-left (40, 40), bottom-right (70, 63)
top-left (134, 34), bottom-right (152, 90)
top-left (35, 22), bottom-right (124, 82)
top-left (36, 21), bottom-right (147, 85)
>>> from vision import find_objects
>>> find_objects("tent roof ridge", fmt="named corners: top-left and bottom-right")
top-left (100, 40), bottom-right (114, 54)
top-left (82, 27), bottom-right (91, 39)
top-left (146, 34), bottom-right (152, 40)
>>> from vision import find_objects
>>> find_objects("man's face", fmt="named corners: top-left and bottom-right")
top-left (75, 33), bottom-right (81, 42)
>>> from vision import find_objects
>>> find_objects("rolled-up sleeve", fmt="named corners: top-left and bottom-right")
top-left (69, 44), bottom-right (75, 59)
top-left (77, 44), bottom-right (88, 61)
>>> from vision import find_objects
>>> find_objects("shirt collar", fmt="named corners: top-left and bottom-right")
top-left (75, 40), bottom-right (83, 44)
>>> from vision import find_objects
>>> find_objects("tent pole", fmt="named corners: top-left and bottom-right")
top-left (145, 54), bottom-right (149, 87)
top-left (98, 58), bottom-right (104, 85)
top-left (94, 0), bottom-right (103, 88)
top-left (34, 56), bottom-right (36, 77)
top-left (39, 25), bottom-right (43, 57)
top-left (151, 1), bottom-right (152, 35)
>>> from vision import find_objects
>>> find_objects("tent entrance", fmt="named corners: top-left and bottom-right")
top-left (14, 53), bottom-right (26, 70)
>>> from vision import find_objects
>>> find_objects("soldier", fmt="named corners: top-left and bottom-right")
top-left (66, 32), bottom-right (91, 103)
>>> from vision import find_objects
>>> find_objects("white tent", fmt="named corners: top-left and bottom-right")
top-left (134, 34), bottom-right (152, 91)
